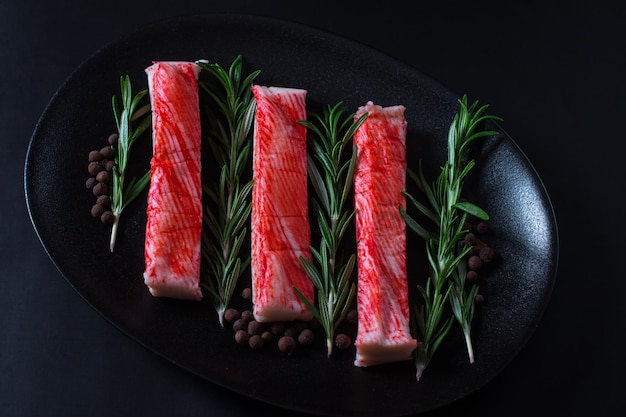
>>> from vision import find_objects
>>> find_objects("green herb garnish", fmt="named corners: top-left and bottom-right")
top-left (294, 102), bottom-right (368, 356)
top-left (109, 75), bottom-right (151, 252)
top-left (400, 95), bottom-right (501, 379)
top-left (197, 56), bottom-right (260, 326)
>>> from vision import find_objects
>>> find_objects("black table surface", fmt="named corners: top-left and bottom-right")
top-left (3, 1), bottom-right (623, 416)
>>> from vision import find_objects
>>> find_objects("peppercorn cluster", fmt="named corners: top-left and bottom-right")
top-left (462, 219), bottom-right (496, 304)
top-left (86, 133), bottom-right (118, 224)
top-left (223, 287), bottom-right (357, 355)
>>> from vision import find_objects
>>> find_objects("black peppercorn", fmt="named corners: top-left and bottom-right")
top-left (91, 204), bottom-right (104, 218)
top-left (278, 335), bottom-right (297, 354)
top-left (479, 246), bottom-right (495, 263)
top-left (298, 328), bottom-right (315, 346)
top-left (248, 334), bottom-right (264, 350)
top-left (235, 330), bottom-right (249, 345)
top-left (232, 318), bottom-right (248, 332)
top-left (270, 322), bottom-right (286, 336)
top-left (88, 161), bottom-right (103, 176)
top-left (283, 326), bottom-right (298, 339)
top-left (100, 211), bottom-right (114, 224)
top-left (96, 170), bottom-right (110, 183)
top-left (466, 270), bottom-right (479, 283)
top-left (88, 150), bottom-right (102, 162)
top-left (335, 333), bottom-right (351, 350)
top-left (86, 177), bottom-right (97, 189)
top-left (99, 145), bottom-right (114, 159)
top-left (241, 287), bottom-right (252, 300)
top-left (223, 308), bottom-right (241, 323)
top-left (92, 182), bottom-right (108, 197)
top-left (345, 309), bottom-right (358, 325)
top-left (468, 255), bottom-right (483, 272)
top-left (247, 320), bottom-right (263, 336)
top-left (476, 222), bottom-right (489, 234)
top-left (464, 232), bottom-right (477, 245)
top-left (96, 195), bottom-right (110, 208)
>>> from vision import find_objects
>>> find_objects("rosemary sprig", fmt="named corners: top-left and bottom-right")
top-left (400, 95), bottom-right (501, 380)
top-left (294, 103), bottom-right (368, 356)
top-left (196, 56), bottom-right (260, 327)
top-left (444, 98), bottom-right (499, 364)
top-left (109, 75), bottom-right (151, 252)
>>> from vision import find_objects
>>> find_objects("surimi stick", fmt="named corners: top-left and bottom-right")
top-left (250, 85), bottom-right (314, 322)
top-left (353, 101), bottom-right (418, 366)
top-left (143, 61), bottom-right (203, 301)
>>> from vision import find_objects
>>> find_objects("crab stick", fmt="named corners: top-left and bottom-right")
top-left (250, 85), bottom-right (314, 322)
top-left (353, 101), bottom-right (418, 366)
top-left (143, 61), bottom-right (203, 301)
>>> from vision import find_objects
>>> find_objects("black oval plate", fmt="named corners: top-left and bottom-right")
top-left (24, 13), bottom-right (558, 417)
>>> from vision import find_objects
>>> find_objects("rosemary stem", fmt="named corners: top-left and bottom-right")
top-left (109, 215), bottom-right (119, 252)
top-left (463, 324), bottom-right (475, 364)
top-left (222, 187), bottom-right (234, 261)
top-left (217, 306), bottom-right (226, 328)
top-left (109, 171), bottom-right (124, 252)
top-left (327, 292), bottom-right (335, 357)
top-left (415, 345), bottom-right (428, 381)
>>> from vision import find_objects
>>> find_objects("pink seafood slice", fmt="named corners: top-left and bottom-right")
top-left (353, 101), bottom-right (418, 367)
top-left (250, 85), bottom-right (314, 322)
top-left (142, 61), bottom-right (203, 301)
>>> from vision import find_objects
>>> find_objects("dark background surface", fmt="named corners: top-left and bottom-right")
top-left (2, 1), bottom-right (623, 416)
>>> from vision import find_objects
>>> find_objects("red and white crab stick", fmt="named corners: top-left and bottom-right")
top-left (142, 61), bottom-right (203, 301)
top-left (250, 85), bottom-right (314, 323)
top-left (353, 101), bottom-right (418, 367)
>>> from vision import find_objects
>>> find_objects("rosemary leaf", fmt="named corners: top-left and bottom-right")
top-left (454, 201), bottom-right (490, 220)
